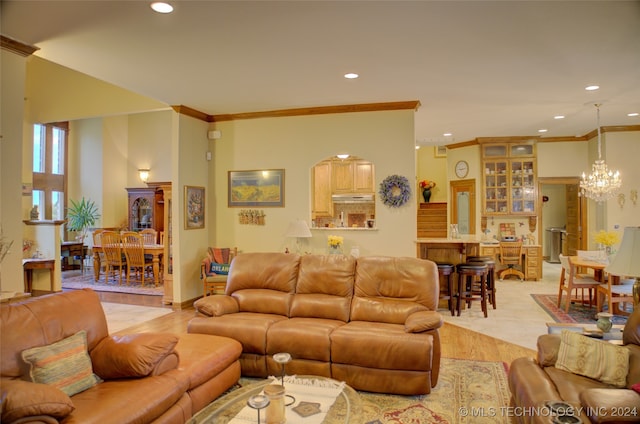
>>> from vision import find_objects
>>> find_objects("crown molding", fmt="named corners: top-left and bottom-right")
top-left (1, 35), bottom-right (39, 57)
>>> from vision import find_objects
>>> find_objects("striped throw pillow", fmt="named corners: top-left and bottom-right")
top-left (21, 330), bottom-right (102, 396)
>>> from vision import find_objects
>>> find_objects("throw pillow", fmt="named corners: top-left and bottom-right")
top-left (208, 262), bottom-right (230, 275)
top-left (0, 379), bottom-right (75, 423)
top-left (21, 330), bottom-right (102, 396)
top-left (631, 382), bottom-right (640, 394)
top-left (555, 330), bottom-right (629, 388)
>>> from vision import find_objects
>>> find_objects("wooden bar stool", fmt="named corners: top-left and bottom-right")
top-left (436, 262), bottom-right (456, 316)
top-left (466, 256), bottom-right (497, 309)
top-left (456, 263), bottom-right (489, 318)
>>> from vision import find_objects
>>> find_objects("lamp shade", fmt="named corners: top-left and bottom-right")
top-left (605, 227), bottom-right (640, 278)
top-left (284, 219), bottom-right (312, 238)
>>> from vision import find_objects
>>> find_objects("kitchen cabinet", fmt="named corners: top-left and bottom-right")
top-left (482, 142), bottom-right (536, 215)
top-left (332, 159), bottom-right (374, 193)
top-left (312, 161), bottom-right (333, 218)
top-left (126, 186), bottom-right (164, 234)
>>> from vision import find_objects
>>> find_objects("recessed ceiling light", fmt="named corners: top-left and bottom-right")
top-left (344, 73), bottom-right (359, 79)
top-left (538, 129), bottom-right (548, 133)
top-left (628, 112), bottom-right (639, 117)
top-left (443, 133), bottom-right (452, 137)
top-left (151, 2), bottom-right (173, 13)
top-left (415, 145), bottom-right (420, 150)
top-left (554, 115), bottom-right (565, 120)
top-left (585, 85), bottom-right (600, 91)
top-left (336, 154), bottom-right (350, 159)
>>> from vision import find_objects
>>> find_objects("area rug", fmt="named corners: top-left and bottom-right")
top-left (531, 294), bottom-right (628, 325)
top-left (101, 302), bottom-right (173, 334)
top-left (205, 358), bottom-right (514, 424)
top-left (62, 272), bottom-right (164, 296)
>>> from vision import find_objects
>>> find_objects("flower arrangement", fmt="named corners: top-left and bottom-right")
top-left (593, 230), bottom-right (620, 247)
top-left (379, 174), bottom-right (411, 207)
top-left (419, 180), bottom-right (436, 190)
top-left (327, 235), bottom-right (344, 248)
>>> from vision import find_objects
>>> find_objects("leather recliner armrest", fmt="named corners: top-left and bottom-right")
top-left (404, 310), bottom-right (443, 333)
top-left (193, 295), bottom-right (239, 317)
top-left (579, 388), bottom-right (640, 423)
top-left (90, 333), bottom-right (179, 380)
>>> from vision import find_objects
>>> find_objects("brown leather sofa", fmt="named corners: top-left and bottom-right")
top-left (188, 252), bottom-right (443, 395)
top-left (1, 288), bottom-right (242, 424)
top-left (508, 307), bottom-right (640, 424)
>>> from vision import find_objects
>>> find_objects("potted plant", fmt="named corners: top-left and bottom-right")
top-left (66, 197), bottom-right (100, 243)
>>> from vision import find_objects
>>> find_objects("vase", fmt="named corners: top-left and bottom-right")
top-left (422, 188), bottom-right (431, 203)
top-left (329, 245), bottom-right (342, 255)
top-left (596, 312), bottom-right (613, 333)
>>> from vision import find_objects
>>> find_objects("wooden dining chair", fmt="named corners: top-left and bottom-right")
top-left (92, 229), bottom-right (106, 276)
top-left (122, 231), bottom-right (154, 286)
top-left (498, 241), bottom-right (524, 281)
top-left (101, 231), bottom-right (126, 285)
top-left (597, 275), bottom-right (634, 315)
top-left (558, 254), bottom-right (600, 313)
top-left (140, 228), bottom-right (158, 245)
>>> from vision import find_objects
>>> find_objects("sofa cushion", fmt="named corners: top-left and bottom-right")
top-left (0, 379), bottom-right (75, 423)
top-left (90, 333), bottom-right (179, 379)
top-left (21, 330), bottom-right (102, 396)
top-left (267, 317), bottom-right (345, 362)
top-left (555, 330), bottom-right (629, 388)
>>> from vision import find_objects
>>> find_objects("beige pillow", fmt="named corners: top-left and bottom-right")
top-left (21, 330), bottom-right (102, 396)
top-left (555, 330), bottom-right (629, 388)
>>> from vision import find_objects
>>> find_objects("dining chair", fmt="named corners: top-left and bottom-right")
top-left (557, 254), bottom-right (600, 313)
top-left (122, 231), bottom-right (154, 286)
top-left (140, 228), bottom-right (158, 245)
top-left (92, 229), bottom-right (106, 276)
top-left (498, 241), bottom-right (524, 281)
top-left (101, 231), bottom-right (126, 285)
top-left (597, 275), bottom-right (634, 315)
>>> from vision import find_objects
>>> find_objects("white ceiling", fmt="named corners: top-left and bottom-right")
top-left (2, 0), bottom-right (639, 145)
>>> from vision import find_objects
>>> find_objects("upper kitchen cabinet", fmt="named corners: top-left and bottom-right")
top-left (332, 158), bottom-right (375, 193)
top-left (312, 160), bottom-right (333, 218)
top-left (482, 142), bottom-right (537, 216)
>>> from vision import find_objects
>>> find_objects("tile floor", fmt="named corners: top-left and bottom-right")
top-left (440, 262), bottom-right (563, 350)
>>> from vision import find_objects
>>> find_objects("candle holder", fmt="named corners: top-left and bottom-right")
top-left (273, 352), bottom-right (296, 406)
top-left (247, 394), bottom-right (270, 424)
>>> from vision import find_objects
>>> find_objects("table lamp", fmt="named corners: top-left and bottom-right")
top-left (605, 226), bottom-right (640, 306)
top-left (284, 219), bottom-right (312, 253)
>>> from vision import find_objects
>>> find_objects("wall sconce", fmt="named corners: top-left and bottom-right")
top-left (138, 169), bottom-right (150, 183)
top-left (618, 193), bottom-right (626, 209)
top-left (631, 190), bottom-right (638, 206)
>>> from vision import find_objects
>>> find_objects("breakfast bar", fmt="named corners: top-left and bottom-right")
top-left (416, 238), bottom-right (481, 265)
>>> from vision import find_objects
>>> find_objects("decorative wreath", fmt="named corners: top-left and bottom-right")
top-left (379, 174), bottom-right (411, 207)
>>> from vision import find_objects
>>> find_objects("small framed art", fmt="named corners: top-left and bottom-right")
top-left (184, 185), bottom-right (205, 229)
top-left (434, 145), bottom-right (447, 158)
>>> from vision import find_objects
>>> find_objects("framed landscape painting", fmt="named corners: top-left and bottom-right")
top-left (184, 186), bottom-right (205, 229)
top-left (228, 169), bottom-right (285, 207)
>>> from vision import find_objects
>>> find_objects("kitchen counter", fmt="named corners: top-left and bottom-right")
top-left (415, 238), bottom-right (481, 265)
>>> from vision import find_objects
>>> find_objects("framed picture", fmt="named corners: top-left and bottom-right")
top-left (434, 145), bottom-right (447, 158)
top-left (184, 186), bottom-right (205, 229)
top-left (228, 169), bottom-right (285, 207)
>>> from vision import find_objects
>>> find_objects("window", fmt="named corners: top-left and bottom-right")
top-left (32, 123), bottom-right (68, 220)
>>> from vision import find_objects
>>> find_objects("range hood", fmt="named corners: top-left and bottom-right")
top-left (331, 194), bottom-right (375, 203)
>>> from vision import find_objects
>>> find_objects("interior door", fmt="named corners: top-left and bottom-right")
top-left (450, 179), bottom-right (476, 236)
top-left (564, 183), bottom-right (582, 256)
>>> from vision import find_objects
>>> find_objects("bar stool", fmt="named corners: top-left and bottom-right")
top-left (436, 262), bottom-right (456, 316)
top-left (456, 263), bottom-right (489, 318)
top-left (466, 256), bottom-right (497, 309)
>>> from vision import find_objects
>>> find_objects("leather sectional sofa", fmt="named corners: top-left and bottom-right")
top-left (508, 307), bottom-right (640, 424)
top-left (1, 288), bottom-right (242, 424)
top-left (188, 252), bottom-right (443, 395)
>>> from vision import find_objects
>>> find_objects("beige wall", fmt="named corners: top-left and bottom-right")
top-left (211, 109), bottom-right (418, 257)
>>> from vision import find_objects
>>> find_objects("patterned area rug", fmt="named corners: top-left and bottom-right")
top-left (206, 358), bottom-right (514, 424)
top-left (62, 272), bottom-right (164, 296)
top-left (531, 294), bottom-right (628, 325)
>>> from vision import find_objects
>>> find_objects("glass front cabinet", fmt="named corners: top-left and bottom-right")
top-left (482, 142), bottom-right (536, 215)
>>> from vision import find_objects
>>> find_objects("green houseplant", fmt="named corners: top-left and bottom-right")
top-left (66, 198), bottom-right (100, 243)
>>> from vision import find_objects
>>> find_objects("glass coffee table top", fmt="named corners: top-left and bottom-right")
top-left (189, 375), bottom-right (362, 424)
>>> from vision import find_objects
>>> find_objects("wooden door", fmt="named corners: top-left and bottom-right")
top-left (564, 183), bottom-right (582, 255)
top-left (450, 179), bottom-right (476, 236)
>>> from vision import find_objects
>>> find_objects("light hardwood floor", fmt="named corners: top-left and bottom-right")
top-left (99, 291), bottom-right (536, 366)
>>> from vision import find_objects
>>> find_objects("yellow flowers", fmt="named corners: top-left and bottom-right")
top-left (593, 230), bottom-right (620, 247)
top-left (327, 235), bottom-right (343, 248)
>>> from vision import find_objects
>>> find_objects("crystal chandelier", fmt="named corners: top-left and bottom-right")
top-left (579, 104), bottom-right (622, 202)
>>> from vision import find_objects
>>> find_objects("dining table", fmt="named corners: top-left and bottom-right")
top-left (92, 243), bottom-right (164, 286)
top-left (570, 255), bottom-right (608, 283)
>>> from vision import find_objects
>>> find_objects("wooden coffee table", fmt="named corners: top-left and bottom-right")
top-left (546, 322), bottom-right (624, 345)
top-left (188, 375), bottom-right (361, 424)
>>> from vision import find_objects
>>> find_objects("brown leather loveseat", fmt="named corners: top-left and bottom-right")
top-left (1, 288), bottom-right (242, 424)
top-left (508, 307), bottom-right (640, 423)
top-left (188, 252), bottom-right (443, 395)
